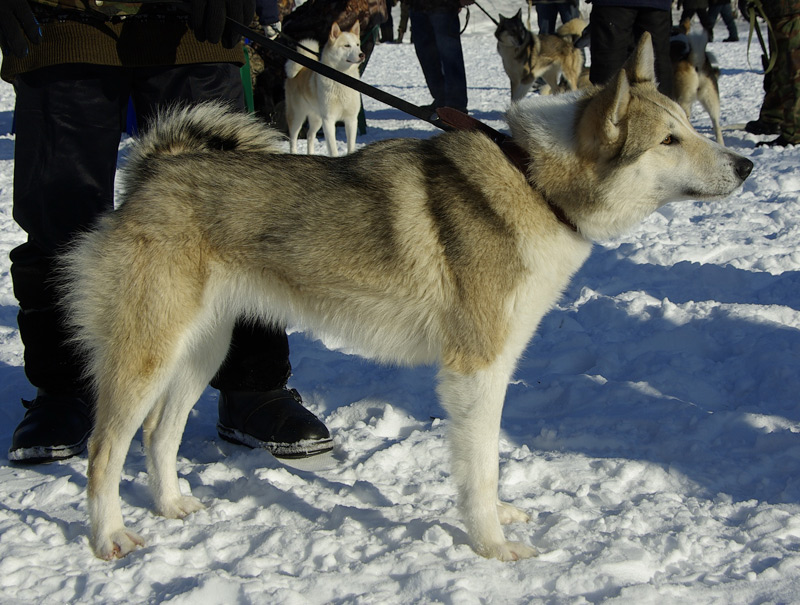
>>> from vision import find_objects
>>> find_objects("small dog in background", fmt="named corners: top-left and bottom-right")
top-left (495, 9), bottom-right (584, 100)
top-left (671, 29), bottom-right (724, 145)
top-left (285, 21), bottom-right (364, 155)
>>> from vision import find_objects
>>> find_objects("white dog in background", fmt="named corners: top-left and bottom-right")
top-left (285, 21), bottom-right (364, 156)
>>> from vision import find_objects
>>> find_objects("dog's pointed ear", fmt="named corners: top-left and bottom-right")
top-left (577, 68), bottom-right (632, 155)
top-left (601, 70), bottom-right (631, 144)
top-left (514, 8), bottom-right (521, 18)
top-left (330, 22), bottom-right (342, 40)
top-left (623, 32), bottom-right (657, 86)
top-left (604, 71), bottom-right (631, 141)
top-left (350, 20), bottom-right (360, 38)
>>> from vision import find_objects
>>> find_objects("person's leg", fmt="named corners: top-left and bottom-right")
top-left (9, 64), bottom-right (128, 462)
top-left (410, 9), bottom-right (445, 107)
top-left (428, 9), bottom-right (468, 111)
top-left (558, 2), bottom-right (581, 27)
top-left (720, 3), bottom-right (738, 40)
top-left (536, 4), bottom-right (558, 35)
top-left (708, 4), bottom-right (722, 27)
top-left (759, 15), bottom-right (800, 145)
top-left (589, 5), bottom-right (637, 87)
top-left (748, 29), bottom-right (783, 133)
top-left (130, 63), bottom-right (332, 457)
top-left (634, 8), bottom-right (674, 97)
top-left (696, 8), bottom-right (714, 39)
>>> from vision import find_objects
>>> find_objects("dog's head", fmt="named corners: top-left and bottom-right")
top-left (507, 33), bottom-right (753, 240)
top-left (495, 9), bottom-right (530, 46)
top-left (325, 21), bottom-right (365, 68)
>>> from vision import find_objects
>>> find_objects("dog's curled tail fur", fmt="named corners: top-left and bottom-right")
top-left (129, 101), bottom-right (285, 163)
top-left (285, 38), bottom-right (320, 79)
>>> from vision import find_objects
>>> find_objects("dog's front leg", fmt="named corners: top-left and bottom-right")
top-left (437, 365), bottom-right (537, 561)
top-left (321, 118), bottom-right (339, 157)
top-left (344, 116), bottom-right (358, 155)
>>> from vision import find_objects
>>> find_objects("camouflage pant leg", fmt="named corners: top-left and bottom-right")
top-left (772, 14), bottom-right (800, 142)
top-left (758, 30), bottom-right (782, 125)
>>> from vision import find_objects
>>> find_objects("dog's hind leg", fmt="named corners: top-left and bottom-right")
top-left (83, 246), bottom-right (215, 559)
top-left (88, 373), bottom-right (170, 560)
top-left (306, 115), bottom-right (322, 155)
top-left (286, 103), bottom-right (303, 154)
top-left (438, 361), bottom-right (537, 561)
top-left (698, 77), bottom-right (724, 145)
top-left (143, 317), bottom-right (234, 520)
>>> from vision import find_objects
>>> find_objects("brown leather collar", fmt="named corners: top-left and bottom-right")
top-left (435, 107), bottom-right (578, 233)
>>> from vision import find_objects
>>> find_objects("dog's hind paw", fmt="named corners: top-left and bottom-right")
top-left (497, 501), bottom-right (530, 525)
top-left (481, 540), bottom-right (539, 562)
top-left (158, 495), bottom-right (205, 519)
top-left (94, 528), bottom-right (145, 560)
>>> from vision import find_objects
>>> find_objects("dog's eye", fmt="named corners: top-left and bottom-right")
top-left (661, 135), bottom-right (676, 145)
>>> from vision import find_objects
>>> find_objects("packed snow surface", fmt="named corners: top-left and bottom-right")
top-left (1, 2), bottom-right (799, 603)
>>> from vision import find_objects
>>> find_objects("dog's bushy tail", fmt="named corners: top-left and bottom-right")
top-left (285, 38), bottom-right (320, 79)
top-left (128, 101), bottom-right (285, 164)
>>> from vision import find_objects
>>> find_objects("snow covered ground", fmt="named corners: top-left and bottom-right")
top-left (2, 2), bottom-right (800, 603)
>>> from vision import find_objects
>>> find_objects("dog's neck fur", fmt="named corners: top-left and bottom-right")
top-left (435, 107), bottom-right (579, 233)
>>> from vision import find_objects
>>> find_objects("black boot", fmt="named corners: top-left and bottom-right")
top-left (745, 119), bottom-right (780, 135)
top-left (217, 388), bottom-right (333, 458)
top-left (8, 391), bottom-right (93, 463)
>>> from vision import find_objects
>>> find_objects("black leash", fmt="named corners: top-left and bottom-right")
top-left (473, 1), bottom-right (499, 26)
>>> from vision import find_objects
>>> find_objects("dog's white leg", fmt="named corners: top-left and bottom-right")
top-left (697, 80), bottom-right (724, 145)
top-left (438, 363), bottom-right (537, 562)
top-left (88, 382), bottom-right (165, 560)
top-left (344, 116), bottom-right (358, 155)
top-left (143, 321), bottom-right (233, 519)
top-left (288, 126), bottom-right (300, 155)
top-left (286, 108), bottom-right (302, 155)
top-left (321, 118), bottom-right (339, 157)
top-left (306, 115), bottom-right (322, 155)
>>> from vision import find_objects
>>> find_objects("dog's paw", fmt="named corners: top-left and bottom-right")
top-left (479, 540), bottom-right (538, 562)
top-left (93, 528), bottom-right (145, 560)
top-left (158, 495), bottom-right (205, 519)
top-left (497, 501), bottom-right (530, 525)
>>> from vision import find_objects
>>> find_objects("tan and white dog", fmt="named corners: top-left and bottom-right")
top-left (671, 31), bottom-right (724, 144)
top-left (285, 21), bottom-right (364, 155)
top-left (61, 34), bottom-right (752, 562)
top-left (495, 9), bottom-right (584, 100)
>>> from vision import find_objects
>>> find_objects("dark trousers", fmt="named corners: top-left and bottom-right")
top-left (589, 5), bottom-right (673, 97)
top-left (679, 8), bottom-right (714, 35)
top-left (409, 8), bottom-right (468, 111)
top-left (708, 2), bottom-right (738, 39)
top-left (536, 2), bottom-right (580, 35)
top-left (11, 62), bottom-right (290, 396)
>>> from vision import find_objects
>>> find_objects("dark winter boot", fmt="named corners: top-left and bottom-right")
top-left (8, 391), bottom-right (93, 463)
top-left (745, 119), bottom-right (780, 135)
top-left (217, 388), bottom-right (333, 458)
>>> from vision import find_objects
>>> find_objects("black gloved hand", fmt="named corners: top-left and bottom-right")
top-left (189, 0), bottom-right (256, 49)
top-left (0, 0), bottom-right (42, 58)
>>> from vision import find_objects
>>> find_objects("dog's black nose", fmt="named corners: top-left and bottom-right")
top-left (736, 157), bottom-right (754, 181)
